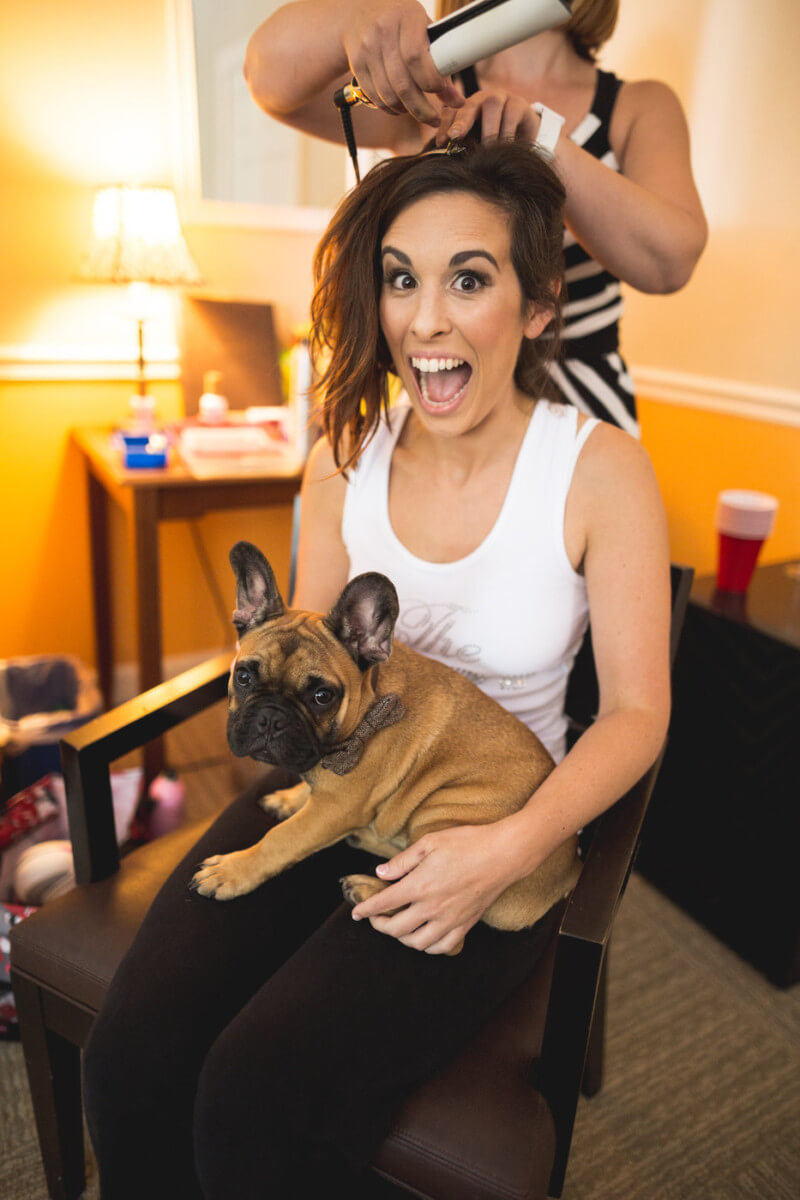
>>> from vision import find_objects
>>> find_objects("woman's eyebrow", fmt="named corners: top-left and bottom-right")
top-left (380, 246), bottom-right (499, 270)
top-left (381, 246), bottom-right (411, 264)
top-left (450, 249), bottom-right (499, 269)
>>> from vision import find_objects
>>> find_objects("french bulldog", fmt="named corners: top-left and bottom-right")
top-left (190, 541), bottom-right (581, 949)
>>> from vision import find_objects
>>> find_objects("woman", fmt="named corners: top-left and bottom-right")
top-left (82, 141), bottom-right (670, 1198)
top-left (245, 0), bottom-right (708, 434)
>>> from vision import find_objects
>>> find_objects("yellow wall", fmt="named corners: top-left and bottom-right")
top-left (604, 0), bottom-right (800, 391)
top-left (1, 0), bottom-right (798, 681)
top-left (639, 398), bottom-right (800, 575)
top-left (605, 1), bottom-right (800, 579)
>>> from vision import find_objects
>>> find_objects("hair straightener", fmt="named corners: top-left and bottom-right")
top-left (334, 0), bottom-right (573, 178)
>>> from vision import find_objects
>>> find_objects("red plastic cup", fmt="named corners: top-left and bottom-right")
top-left (714, 490), bottom-right (778, 593)
top-left (716, 532), bottom-right (765, 592)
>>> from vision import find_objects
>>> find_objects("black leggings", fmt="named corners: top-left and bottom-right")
top-left (83, 769), bottom-right (559, 1199)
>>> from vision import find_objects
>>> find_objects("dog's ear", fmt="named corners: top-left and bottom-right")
top-left (324, 573), bottom-right (399, 669)
top-left (230, 542), bottom-right (285, 635)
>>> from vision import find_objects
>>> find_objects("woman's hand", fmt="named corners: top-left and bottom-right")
top-left (343, 0), bottom-right (463, 123)
top-left (436, 87), bottom-right (538, 146)
top-left (350, 821), bottom-right (520, 955)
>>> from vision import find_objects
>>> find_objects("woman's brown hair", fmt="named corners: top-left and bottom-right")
top-left (311, 140), bottom-right (566, 472)
top-left (435, 0), bottom-right (619, 63)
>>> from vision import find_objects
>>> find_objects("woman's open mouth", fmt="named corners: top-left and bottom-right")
top-left (410, 356), bottom-right (472, 414)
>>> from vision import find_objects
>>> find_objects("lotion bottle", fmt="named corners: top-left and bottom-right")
top-left (198, 370), bottom-right (229, 424)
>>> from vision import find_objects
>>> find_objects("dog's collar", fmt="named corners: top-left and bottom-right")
top-left (320, 692), bottom-right (406, 776)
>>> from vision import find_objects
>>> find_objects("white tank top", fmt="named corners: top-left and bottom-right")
top-left (342, 397), bottom-right (599, 761)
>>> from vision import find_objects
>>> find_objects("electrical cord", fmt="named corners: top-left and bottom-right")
top-left (334, 86), bottom-right (362, 182)
top-left (188, 520), bottom-right (235, 644)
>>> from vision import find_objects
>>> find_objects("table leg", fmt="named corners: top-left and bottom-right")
top-left (132, 488), bottom-right (164, 781)
top-left (87, 470), bottom-right (113, 710)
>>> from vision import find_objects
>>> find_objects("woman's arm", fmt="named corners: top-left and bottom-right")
top-left (559, 80), bottom-right (708, 292)
top-left (497, 425), bottom-right (672, 863)
top-left (351, 426), bottom-right (672, 953)
top-left (244, 0), bottom-right (459, 151)
top-left (440, 80), bottom-right (708, 293)
top-left (291, 436), bottom-right (350, 612)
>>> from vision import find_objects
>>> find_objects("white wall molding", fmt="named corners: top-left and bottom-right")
top-left (633, 365), bottom-right (800, 429)
top-left (4, 345), bottom-right (798, 429)
top-left (0, 343), bottom-right (180, 383)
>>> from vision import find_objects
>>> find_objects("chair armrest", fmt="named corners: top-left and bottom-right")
top-left (60, 653), bottom-right (232, 886)
top-left (532, 745), bottom-right (665, 1172)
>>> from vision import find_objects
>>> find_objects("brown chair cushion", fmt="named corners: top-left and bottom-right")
top-left (9, 819), bottom-right (214, 1013)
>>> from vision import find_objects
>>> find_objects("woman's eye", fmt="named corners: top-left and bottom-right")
top-left (384, 269), bottom-right (416, 291)
top-left (454, 271), bottom-right (486, 294)
top-left (235, 667), bottom-right (251, 687)
top-left (313, 687), bottom-right (335, 707)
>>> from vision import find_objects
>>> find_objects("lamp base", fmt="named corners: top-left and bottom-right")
top-left (128, 392), bottom-right (157, 434)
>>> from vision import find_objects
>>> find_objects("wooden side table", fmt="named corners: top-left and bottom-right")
top-left (637, 559), bottom-right (800, 986)
top-left (73, 428), bottom-right (302, 779)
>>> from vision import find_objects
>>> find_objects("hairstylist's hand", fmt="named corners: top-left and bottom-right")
top-left (343, 0), bottom-right (463, 123)
top-left (436, 86), bottom-right (538, 145)
top-left (350, 821), bottom-right (521, 955)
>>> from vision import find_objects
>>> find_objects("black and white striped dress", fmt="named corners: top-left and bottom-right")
top-left (548, 70), bottom-right (639, 436)
top-left (459, 66), bottom-right (637, 434)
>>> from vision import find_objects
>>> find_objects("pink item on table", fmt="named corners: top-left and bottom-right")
top-left (147, 770), bottom-right (186, 838)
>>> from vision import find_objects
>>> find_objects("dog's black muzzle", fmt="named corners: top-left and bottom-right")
top-left (227, 697), bottom-right (322, 773)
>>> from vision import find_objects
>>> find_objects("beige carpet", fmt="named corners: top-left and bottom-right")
top-left (2, 702), bottom-right (799, 1199)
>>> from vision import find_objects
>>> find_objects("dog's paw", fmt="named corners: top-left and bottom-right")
top-left (189, 850), bottom-right (262, 901)
top-left (258, 782), bottom-right (308, 821)
top-left (258, 793), bottom-right (295, 821)
top-left (340, 874), bottom-right (388, 907)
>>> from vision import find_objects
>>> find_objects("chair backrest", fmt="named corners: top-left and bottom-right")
top-left (541, 560), bottom-right (693, 1195)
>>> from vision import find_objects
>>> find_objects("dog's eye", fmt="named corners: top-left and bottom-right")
top-left (235, 667), bottom-right (252, 688)
top-left (312, 686), bottom-right (335, 708)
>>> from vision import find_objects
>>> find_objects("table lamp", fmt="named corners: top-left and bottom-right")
top-left (80, 184), bottom-right (203, 420)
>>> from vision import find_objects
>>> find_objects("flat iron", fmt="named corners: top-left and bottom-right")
top-left (334, 0), bottom-right (572, 178)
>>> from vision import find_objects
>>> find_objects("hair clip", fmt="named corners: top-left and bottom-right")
top-left (423, 138), bottom-right (467, 159)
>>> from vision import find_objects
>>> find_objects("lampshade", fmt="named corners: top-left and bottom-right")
top-left (80, 185), bottom-right (203, 286)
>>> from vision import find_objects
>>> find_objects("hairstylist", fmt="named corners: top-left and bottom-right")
top-left (244, 0), bottom-right (707, 434)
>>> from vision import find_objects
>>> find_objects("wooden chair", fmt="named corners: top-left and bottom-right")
top-left (10, 565), bottom-right (693, 1200)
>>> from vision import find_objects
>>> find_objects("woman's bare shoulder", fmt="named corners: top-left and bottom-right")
top-left (302, 435), bottom-right (349, 516)
top-left (304, 433), bottom-right (342, 484)
top-left (612, 78), bottom-right (691, 155)
top-left (574, 420), bottom-right (666, 545)
top-left (578, 419), bottom-right (658, 490)
top-left (559, 419), bottom-right (668, 602)
top-left (615, 77), bottom-right (687, 123)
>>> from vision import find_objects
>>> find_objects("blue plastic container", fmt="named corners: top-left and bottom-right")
top-left (120, 433), bottom-right (167, 469)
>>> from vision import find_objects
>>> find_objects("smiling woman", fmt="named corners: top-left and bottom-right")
top-left (82, 137), bottom-right (672, 1199)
